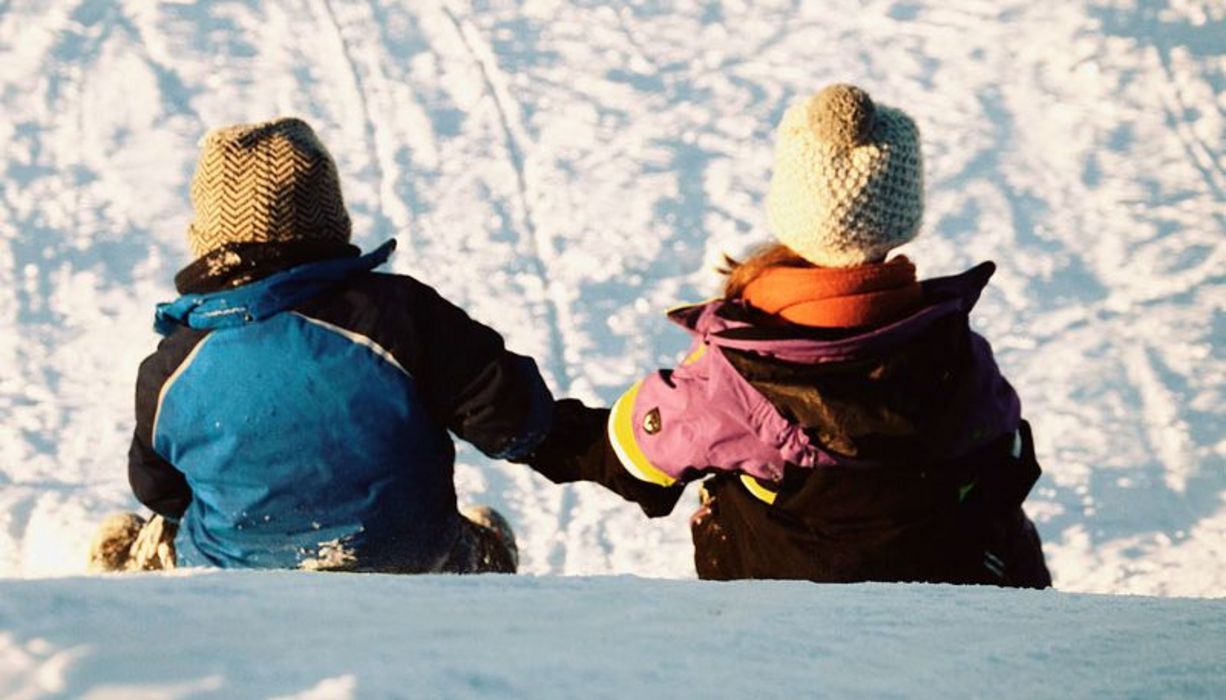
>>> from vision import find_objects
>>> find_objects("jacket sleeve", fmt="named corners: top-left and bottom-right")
top-left (606, 342), bottom-right (799, 486)
top-left (128, 334), bottom-right (199, 520)
top-left (404, 281), bottom-right (554, 461)
top-left (521, 399), bottom-right (685, 518)
top-left (599, 339), bottom-right (738, 486)
top-left (520, 339), bottom-right (721, 518)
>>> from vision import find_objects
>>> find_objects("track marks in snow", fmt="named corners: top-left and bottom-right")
top-left (440, 4), bottom-right (572, 393)
top-left (432, 6), bottom-right (586, 551)
top-left (1109, 7), bottom-right (1226, 200)
top-left (1122, 345), bottom-right (1199, 494)
top-left (317, 0), bottom-right (396, 241)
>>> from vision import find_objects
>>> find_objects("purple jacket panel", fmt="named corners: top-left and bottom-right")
top-left (620, 334), bottom-right (803, 484)
top-left (614, 263), bottom-right (1021, 484)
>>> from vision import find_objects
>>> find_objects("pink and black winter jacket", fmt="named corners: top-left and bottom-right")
top-left (525, 262), bottom-right (1051, 587)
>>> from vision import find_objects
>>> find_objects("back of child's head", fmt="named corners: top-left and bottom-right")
top-left (187, 117), bottom-right (352, 259)
top-left (724, 84), bottom-right (924, 299)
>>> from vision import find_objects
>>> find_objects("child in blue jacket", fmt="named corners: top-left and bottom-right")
top-left (89, 118), bottom-right (550, 574)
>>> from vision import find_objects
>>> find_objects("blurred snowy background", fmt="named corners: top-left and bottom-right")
top-left (0, 0), bottom-right (1223, 597)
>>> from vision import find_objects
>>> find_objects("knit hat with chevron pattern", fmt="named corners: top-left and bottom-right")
top-left (187, 118), bottom-right (352, 259)
top-left (766, 84), bottom-right (923, 268)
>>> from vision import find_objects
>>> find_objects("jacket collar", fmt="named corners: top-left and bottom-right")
top-left (670, 262), bottom-right (997, 362)
top-left (154, 240), bottom-right (396, 335)
top-left (175, 239), bottom-right (361, 294)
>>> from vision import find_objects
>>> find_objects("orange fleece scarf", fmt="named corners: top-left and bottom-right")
top-left (742, 256), bottom-right (922, 328)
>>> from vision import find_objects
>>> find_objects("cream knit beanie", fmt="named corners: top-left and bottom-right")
top-left (187, 118), bottom-right (352, 259)
top-left (766, 84), bottom-right (923, 268)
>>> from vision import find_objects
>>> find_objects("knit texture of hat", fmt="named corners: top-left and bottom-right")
top-left (766, 84), bottom-right (923, 268)
top-left (187, 118), bottom-right (352, 259)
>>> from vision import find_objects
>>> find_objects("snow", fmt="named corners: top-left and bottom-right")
top-left (1, 571), bottom-right (1223, 699)
top-left (0, 0), bottom-right (1224, 695)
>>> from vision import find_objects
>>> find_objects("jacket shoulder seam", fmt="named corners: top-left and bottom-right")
top-left (290, 311), bottom-right (413, 379)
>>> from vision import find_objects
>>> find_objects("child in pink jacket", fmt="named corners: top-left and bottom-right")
top-left (526, 85), bottom-right (1051, 587)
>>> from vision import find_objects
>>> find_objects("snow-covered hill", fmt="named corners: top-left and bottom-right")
top-left (1, 0), bottom-right (1223, 599)
top-left (1, 572), bottom-right (1223, 698)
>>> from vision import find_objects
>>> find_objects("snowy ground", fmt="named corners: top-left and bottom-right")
top-left (1, 0), bottom-right (1224, 597)
top-left (1, 571), bottom-right (1224, 699)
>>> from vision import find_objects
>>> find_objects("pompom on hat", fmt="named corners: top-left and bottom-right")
top-left (766, 84), bottom-right (923, 268)
top-left (187, 117), bottom-right (352, 259)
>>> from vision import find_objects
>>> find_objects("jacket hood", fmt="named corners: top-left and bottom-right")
top-left (659, 261), bottom-right (1019, 468)
top-left (671, 262), bottom-right (997, 362)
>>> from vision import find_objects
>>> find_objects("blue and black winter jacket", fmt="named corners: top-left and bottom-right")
top-left (129, 240), bottom-right (552, 571)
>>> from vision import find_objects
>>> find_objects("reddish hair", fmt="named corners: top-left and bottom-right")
top-left (719, 242), bottom-right (813, 299)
